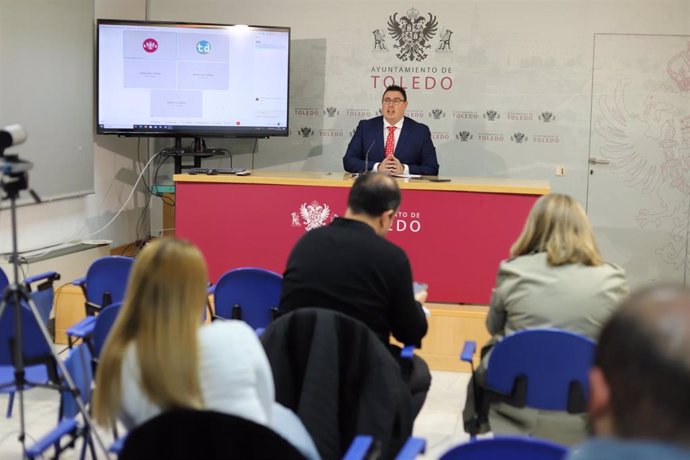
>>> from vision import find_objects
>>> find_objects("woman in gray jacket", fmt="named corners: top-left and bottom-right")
top-left (464, 193), bottom-right (629, 445)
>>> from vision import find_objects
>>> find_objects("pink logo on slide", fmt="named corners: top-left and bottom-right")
top-left (142, 38), bottom-right (158, 53)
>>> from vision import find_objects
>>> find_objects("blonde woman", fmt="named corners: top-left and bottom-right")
top-left (93, 238), bottom-right (318, 459)
top-left (464, 193), bottom-right (629, 445)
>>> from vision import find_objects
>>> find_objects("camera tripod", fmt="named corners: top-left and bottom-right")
top-left (0, 154), bottom-right (109, 458)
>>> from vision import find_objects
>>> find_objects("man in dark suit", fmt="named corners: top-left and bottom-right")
top-left (279, 172), bottom-right (431, 418)
top-left (343, 85), bottom-right (440, 176)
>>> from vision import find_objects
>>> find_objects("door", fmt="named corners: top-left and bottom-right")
top-left (586, 34), bottom-right (690, 288)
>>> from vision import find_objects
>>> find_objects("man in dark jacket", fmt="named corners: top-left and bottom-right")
top-left (279, 172), bottom-right (431, 418)
top-left (342, 85), bottom-right (439, 176)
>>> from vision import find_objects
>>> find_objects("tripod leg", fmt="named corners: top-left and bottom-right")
top-left (80, 425), bottom-right (96, 460)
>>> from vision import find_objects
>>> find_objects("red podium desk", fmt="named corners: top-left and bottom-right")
top-left (174, 171), bottom-right (549, 305)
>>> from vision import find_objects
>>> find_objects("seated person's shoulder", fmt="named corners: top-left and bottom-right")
top-left (601, 260), bottom-right (626, 274)
top-left (200, 320), bottom-right (256, 344)
top-left (375, 238), bottom-right (411, 265)
top-left (368, 230), bottom-right (404, 250)
top-left (500, 252), bottom-right (546, 269)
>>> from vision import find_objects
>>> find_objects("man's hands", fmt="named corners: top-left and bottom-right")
top-left (377, 156), bottom-right (404, 175)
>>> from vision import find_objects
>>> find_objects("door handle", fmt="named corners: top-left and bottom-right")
top-left (589, 157), bottom-right (611, 165)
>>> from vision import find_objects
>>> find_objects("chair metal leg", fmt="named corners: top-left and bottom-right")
top-left (111, 419), bottom-right (119, 443)
top-left (468, 364), bottom-right (480, 441)
top-left (460, 341), bottom-right (484, 441)
top-left (6, 391), bottom-right (14, 418)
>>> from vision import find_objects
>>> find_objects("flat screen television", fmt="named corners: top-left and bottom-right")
top-left (96, 19), bottom-right (290, 140)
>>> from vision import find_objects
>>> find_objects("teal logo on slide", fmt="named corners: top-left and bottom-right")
top-left (196, 40), bottom-right (211, 54)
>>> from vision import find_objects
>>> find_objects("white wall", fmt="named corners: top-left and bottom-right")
top-left (145, 0), bottom-right (688, 204)
top-left (0, 0), bottom-right (149, 255)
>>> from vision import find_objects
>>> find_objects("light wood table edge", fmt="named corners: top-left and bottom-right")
top-left (174, 172), bottom-right (550, 195)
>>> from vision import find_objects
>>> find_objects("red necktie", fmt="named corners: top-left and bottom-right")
top-left (385, 126), bottom-right (396, 157)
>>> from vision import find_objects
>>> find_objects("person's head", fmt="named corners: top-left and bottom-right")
top-left (510, 193), bottom-right (603, 266)
top-left (589, 283), bottom-right (690, 445)
top-left (346, 172), bottom-right (401, 236)
top-left (381, 85), bottom-right (408, 125)
top-left (93, 238), bottom-right (209, 426)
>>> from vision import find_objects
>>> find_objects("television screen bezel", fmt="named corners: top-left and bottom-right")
top-left (95, 18), bottom-right (291, 139)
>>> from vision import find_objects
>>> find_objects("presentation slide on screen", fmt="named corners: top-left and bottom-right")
top-left (98, 23), bottom-right (289, 130)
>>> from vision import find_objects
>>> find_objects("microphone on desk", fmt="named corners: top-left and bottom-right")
top-left (363, 139), bottom-right (375, 174)
top-left (351, 139), bottom-right (376, 177)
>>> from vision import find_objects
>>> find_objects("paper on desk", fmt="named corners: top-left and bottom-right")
top-left (392, 173), bottom-right (422, 178)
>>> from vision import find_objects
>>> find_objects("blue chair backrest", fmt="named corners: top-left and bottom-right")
top-left (0, 301), bottom-right (53, 366)
top-left (61, 344), bottom-right (93, 419)
top-left (92, 302), bottom-right (123, 358)
top-left (30, 289), bottom-right (53, 328)
top-left (486, 329), bottom-right (596, 411)
top-left (0, 270), bottom-right (59, 329)
top-left (85, 256), bottom-right (134, 306)
top-left (0, 268), bottom-right (8, 293)
top-left (213, 267), bottom-right (282, 330)
top-left (440, 436), bottom-right (567, 460)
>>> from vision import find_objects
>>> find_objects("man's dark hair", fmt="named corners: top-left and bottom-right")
top-left (382, 85), bottom-right (407, 102)
top-left (348, 172), bottom-right (401, 217)
top-left (595, 283), bottom-right (690, 444)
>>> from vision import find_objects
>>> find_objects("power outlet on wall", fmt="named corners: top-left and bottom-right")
top-left (555, 166), bottom-right (566, 176)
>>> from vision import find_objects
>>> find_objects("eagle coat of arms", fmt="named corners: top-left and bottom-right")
top-left (457, 130), bottom-right (473, 141)
top-left (511, 132), bottom-right (527, 143)
top-left (298, 127), bottom-right (314, 138)
top-left (387, 8), bottom-right (438, 62)
top-left (300, 201), bottom-right (331, 231)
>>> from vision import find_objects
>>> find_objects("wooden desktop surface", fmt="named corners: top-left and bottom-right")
top-left (173, 170), bottom-right (550, 195)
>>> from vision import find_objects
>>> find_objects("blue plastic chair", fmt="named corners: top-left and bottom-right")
top-left (343, 435), bottom-right (375, 460)
top-left (210, 267), bottom-right (282, 334)
top-left (439, 436), bottom-right (567, 460)
top-left (66, 256), bottom-right (133, 348)
top-left (461, 329), bottom-right (596, 437)
top-left (0, 268), bottom-right (7, 292)
top-left (0, 299), bottom-right (59, 418)
top-left (25, 344), bottom-right (95, 460)
top-left (0, 268), bottom-right (60, 332)
top-left (394, 437), bottom-right (427, 459)
top-left (0, 269), bottom-right (61, 418)
top-left (92, 301), bottom-right (123, 361)
top-left (86, 301), bottom-right (124, 445)
top-left (22, 271), bottom-right (61, 330)
top-left (342, 434), bottom-right (424, 460)
top-left (117, 408), bottom-right (307, 459)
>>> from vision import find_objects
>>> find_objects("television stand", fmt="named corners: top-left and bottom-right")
top-left (159, 136), bottom-right (231, 174)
